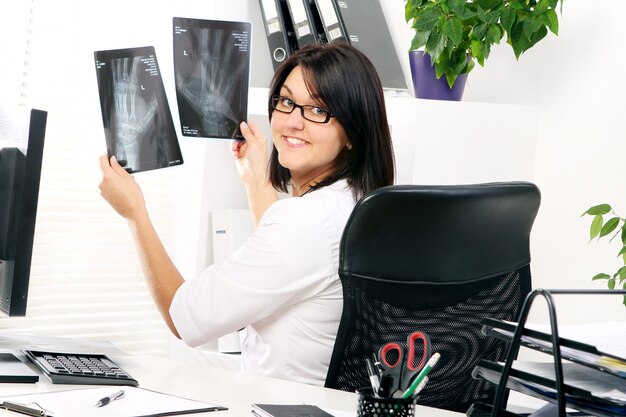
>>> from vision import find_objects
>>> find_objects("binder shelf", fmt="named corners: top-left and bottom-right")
top-left (468, 289), bottom-right (626, 417)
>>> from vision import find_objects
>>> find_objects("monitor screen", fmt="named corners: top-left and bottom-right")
top-left (0, 107), bottom-right (47, 317)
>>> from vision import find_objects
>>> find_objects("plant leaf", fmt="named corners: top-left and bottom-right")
top-left (482, 39), bottom-right (492, 60)
top-left (434, 53), bottom-right (449, 78)
top-left (523, 16), bottom-right (543, 40)
top-left (445, 72), bottom-right (458, 89)
top-left (500, 6), bottom-right (516, 34)
top-left (449, 0), bottom-right (466, 16)
top-left (405, 0), bottom-right (414, 23)
top-left (584, 203), bottom-right (612, 216)
top-left (592, 273), bottom-right (611, 281)
top-left (426, 31), bottom-right (446, 61)
top-left (617, 245), bottom-right (626, 257)
top-left (543, 9), bottom-right (559, 35)
top-left (410, 31), bottom-right (431, 51)
top-left (466, 58), bottom-right (476, 74)
top-left (622, 224), bottom-right (626, 245)
top-left (477, 6), bottom-right (489, 23)
top-left (471, 39), bottom-right (485, 65)
top-left (413, 7), bottom-right (441, 32)
top-left (448, 49), bottom-right (468, 75)
top-left (472, 23), bottom-right (488, 41)
top-left (510, 21), bottom-right (529, 58)
top-left (529, 25), bottom-right (548, 48)
top-left (600, 217), bottom-right (620, 238)
top-left (534, 0), bottom-right (550, 14)
top-left (486, 10), bottom-right (500, 25)
top-left (461, 7), bottom-right (477, 20)
top-left (443, 17), bottom-right (464, 47)
top-left (487, 25), bottom-right (502, 44)
top-left (477, 0), bottom-right (503, 11)
top-left (590, 214), bottom-right (603, 240)
top-left (608, 278), bottom-right (616, 290)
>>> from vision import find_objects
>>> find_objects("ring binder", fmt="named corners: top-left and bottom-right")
top-left (313, 0), bottom-right (347, 43)
top-left (329, 0), bottom-right (407, 90)
top-left (285, 0), bottom-right (317, 48)
top-left (258, 0), bottom-right (408, 91)
top-left (303, 0), bottom-right (327, 43)
top-left (259, 0), bottom-right (298, 70)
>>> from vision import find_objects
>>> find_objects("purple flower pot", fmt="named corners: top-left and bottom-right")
top-left (409, 50), bottom-right (467, 101)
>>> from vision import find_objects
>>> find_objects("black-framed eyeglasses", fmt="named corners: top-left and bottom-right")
top-left (270, 95), bottom-right (334, 124)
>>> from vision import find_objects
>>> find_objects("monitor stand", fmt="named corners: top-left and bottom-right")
top-left (0, 351), bottom-right (39, 383)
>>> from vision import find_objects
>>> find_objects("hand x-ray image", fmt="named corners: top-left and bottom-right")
top-left (173, 17), bottom-right (251, 140)
top-left (94, 46), bottom-right (183, 173)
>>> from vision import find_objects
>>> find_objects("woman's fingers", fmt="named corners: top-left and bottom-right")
top-left (99, 154), bottom-right (128, 178)
top-left (109, 155), bottom-right (129, 175)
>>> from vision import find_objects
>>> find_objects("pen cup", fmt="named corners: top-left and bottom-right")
top-left (356, 388), bottom-right (417, 417)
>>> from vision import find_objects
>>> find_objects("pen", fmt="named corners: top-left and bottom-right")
top-left (377, 372), bottom-right (393, 397)
top-left (401, 352), bottom-right (440, 399)
top-left (372, 353), bottom-right (384, 377)
top-left (365, 358), bottom-right (380, 394)
top-left (95, 389), bottom-right (125, 407)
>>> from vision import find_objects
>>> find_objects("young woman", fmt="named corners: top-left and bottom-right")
top-left (98, 42), bottom-right (394, 385)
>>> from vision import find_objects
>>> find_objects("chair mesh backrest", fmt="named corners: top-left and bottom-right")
top-left (324, 183), bottom-right (540, 413)
top-left (325, 266), bottom-right (531, 413)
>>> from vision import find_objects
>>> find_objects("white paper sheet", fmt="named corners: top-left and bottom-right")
top-left (0, 386), bottom-right (225, 417)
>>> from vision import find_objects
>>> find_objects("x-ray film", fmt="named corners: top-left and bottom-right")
top-left (94, 46), bottom-right (183, 174)
top-left (173, 17), bottom-right (251, 140)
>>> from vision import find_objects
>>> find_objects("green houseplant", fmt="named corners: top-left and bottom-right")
top-left (582, 203), bottom-right (626, 306)
top-left (404, 0), bottom-right (564, 88)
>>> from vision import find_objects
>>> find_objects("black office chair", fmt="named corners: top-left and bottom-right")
top-left (324, 182), bottom-right (541, 413)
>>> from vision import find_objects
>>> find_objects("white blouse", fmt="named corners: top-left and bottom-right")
top-left (169, 180), bottom-right (356, 385)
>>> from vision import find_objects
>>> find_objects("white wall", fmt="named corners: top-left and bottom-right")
top-left (382, 1), bottom-right (626, 323)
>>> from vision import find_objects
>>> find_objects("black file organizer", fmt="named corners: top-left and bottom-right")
top-left (467, 288), bottom-right (626, 417)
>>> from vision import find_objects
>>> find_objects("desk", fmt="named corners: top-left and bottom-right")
top-left (1, 354), bottom-right (462, 417)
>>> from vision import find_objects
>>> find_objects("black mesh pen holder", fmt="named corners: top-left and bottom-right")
top-left (356, 388), bottom-right (417, 417)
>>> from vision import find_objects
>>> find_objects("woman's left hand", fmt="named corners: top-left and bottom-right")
top-left (231, 120), bottom-right (278, 225)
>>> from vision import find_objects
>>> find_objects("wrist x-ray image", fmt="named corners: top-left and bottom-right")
top-left (94, 46), bottom-right (183, 173)
top-left (173, 17), bottom-right (251, 140)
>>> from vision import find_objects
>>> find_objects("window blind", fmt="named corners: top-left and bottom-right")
top-left (0, 0), bottom-right (174, 355)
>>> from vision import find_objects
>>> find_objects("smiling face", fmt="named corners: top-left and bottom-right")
top-left (270, 66), bottom-right (349, 195)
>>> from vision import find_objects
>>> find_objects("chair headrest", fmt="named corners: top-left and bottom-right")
top-left (340, 182), bottom-right (541, 284)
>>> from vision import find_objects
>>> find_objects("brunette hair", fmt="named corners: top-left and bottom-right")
top-left (267, 42), bottom-right (394, 200)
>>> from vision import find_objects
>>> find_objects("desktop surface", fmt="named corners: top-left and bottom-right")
top-left (1, 354), bottom-right (463, 417)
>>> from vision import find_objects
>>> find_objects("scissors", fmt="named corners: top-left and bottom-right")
top-left (377, 331), bottom-right (432, 397)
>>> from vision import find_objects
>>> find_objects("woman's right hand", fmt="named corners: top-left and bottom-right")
top-left (231, 120), bottom-right (270, 187)
top-left (98, 154), bottom-right (147, 222)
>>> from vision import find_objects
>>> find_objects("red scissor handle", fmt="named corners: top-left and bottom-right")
top-left (379, 342), bottom-right (403, 368)
top-left (406, 331), bottom-right (430, 371)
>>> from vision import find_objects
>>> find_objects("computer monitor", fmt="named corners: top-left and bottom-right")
top-left (0, 107), bottom-right (47, 317)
